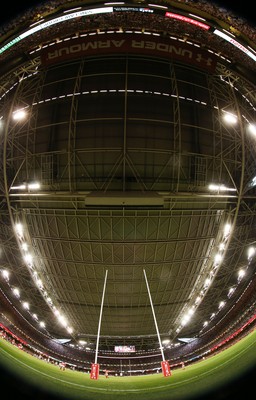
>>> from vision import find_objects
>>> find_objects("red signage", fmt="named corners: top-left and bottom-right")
top-left (90, 363), bottom-right (100, 380)
top-left (161, 360), bottom-right (172, 377)
top-left (40, 33), bottom-right (217, 73)
top-left (165, 12), bottom-right (210, 30)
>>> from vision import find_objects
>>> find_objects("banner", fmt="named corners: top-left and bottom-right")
top-left (161, 360), bottom-right (171, 377)
top-left (114, 345), bottom-right (135, 353)
top-left (90, 363), bottom-right (100, 380)
top-left (41, 33), bottom-right (217, 73)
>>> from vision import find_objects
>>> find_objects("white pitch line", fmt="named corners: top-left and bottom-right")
top-left (0, 337), bottom-right (255, 394)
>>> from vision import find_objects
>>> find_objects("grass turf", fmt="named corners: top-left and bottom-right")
top-left (1, 329), bottom-right (256, 400)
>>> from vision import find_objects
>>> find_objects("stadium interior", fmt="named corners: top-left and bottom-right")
top-left (0, 0), bottom-right (256, 381)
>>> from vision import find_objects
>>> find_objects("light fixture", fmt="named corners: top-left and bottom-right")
top-left (248, 123), bottom-right (256, 135)
top-left (222, 111), bottom-right (237, 124)
top-left (12, 109), bottom-right (27, 120)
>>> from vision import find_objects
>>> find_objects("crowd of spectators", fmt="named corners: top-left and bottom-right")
top-left (0, 0), bottom-right (255, 377)
top-left (0, 0), bottom-right (254, 41)
top-left (1, 273), bottom-right (255, 376)
top-left (0, 1), bottom-right (255, 73)
top-left (1, 253), bottom-right (256, 377)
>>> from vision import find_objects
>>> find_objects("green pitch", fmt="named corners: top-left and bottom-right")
top-left (1, 329), bottom-right (256, 400)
